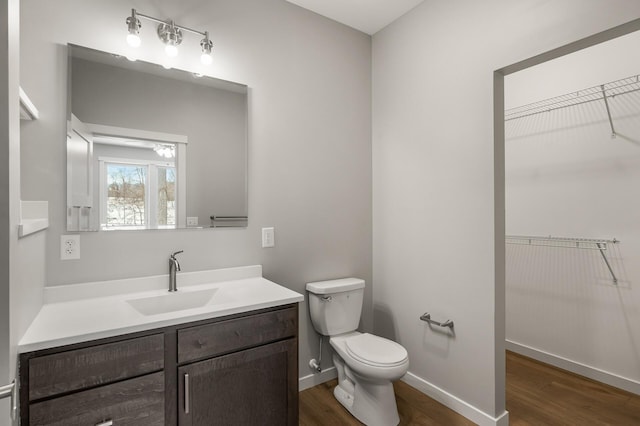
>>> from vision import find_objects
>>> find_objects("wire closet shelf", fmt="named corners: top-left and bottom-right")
top-left (504, 74), bottom-right (640, 137)
top-left (505, 235), bottom-right (617, 250)
top-left (505, 235), bottom-right (620, 284)
top-left (504, 74), bottom-right (640, 121)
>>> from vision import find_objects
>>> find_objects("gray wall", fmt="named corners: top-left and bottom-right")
top-left (0, 0), bottom-right (14, 415)
top-left (0, 0), bottom-right (11, 390)
top-left (6, 0), bottom-right (47, 425)
top-left (72, 57), bottom-right (247, 223)
top-left (373, 0), bottom-right (640, 421)
top-left (20, 0), bottom-right (372, 382)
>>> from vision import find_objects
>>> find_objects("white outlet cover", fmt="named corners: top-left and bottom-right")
top-left (61, 234), bottom-right (80, 260)
top-left (187, 216), bottom-right (198, 227)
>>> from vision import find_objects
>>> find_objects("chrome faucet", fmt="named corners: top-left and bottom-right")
top-left (169, 250), bottom-right (183, 292)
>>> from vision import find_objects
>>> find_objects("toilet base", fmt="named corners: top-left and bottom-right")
top-left (332, 355), bottom-right (400, 426)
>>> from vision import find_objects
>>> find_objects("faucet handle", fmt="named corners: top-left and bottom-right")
top-left (170, 250), bottom-right (183, 271)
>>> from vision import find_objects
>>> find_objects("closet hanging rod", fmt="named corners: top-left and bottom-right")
top-left (506, 235), bottom-right (619, 284)
top-left (505, 235), bottom-right (618, 250)
top-left (505, 74), bottom-right (640, 121)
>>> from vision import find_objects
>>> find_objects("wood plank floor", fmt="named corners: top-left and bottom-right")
top-left (299, 378), bottom-right (474, 425)
top-left (507, 351), bottom-right (640, 425)
top-left (299, 351), bottom-right (640, 425)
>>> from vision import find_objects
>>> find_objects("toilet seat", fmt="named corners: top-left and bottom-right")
top-left (345, 333), bottom-right (408, 367)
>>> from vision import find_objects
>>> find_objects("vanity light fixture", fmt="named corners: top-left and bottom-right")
top-left (158, 21), bottom-right (182, 57)
top-left (125, 9), bottom-right (213, 64)
top-left (200, 32), bottom-right (213, 65)
top-left (125, 10), bottom-right (141, 48)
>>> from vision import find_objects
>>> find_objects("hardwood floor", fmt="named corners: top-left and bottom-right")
top-left (299, 351), bottom-right (640, 425)
top-left (299, 379), bottom-right (473, 425)
top-left (507, 351), bottom-right (640, 425)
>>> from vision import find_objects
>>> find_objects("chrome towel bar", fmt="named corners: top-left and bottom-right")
top-left (0, 380), bottom-right (16, 420)
top-left (420, 313), bottom-right (454, 329)
top-left (0, 381), bottom-right (14, 400)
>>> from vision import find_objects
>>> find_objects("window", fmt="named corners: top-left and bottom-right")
top-left (157, 166), bottom-right (177, 227)
top-left (100, 158), bottom-right (176, 230)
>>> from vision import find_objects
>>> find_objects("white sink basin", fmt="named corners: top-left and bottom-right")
top-left (127, 288), bottom-right (226, 316)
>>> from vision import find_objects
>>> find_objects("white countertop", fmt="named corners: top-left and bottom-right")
top-left (19, 265), bottom-right (304, 353)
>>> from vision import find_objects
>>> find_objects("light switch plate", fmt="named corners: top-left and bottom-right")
top-left (262, 227), bottom-right (275, 248)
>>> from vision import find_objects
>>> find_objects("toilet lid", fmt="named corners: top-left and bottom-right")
top-left (345, 333), bottom-right (408, 367)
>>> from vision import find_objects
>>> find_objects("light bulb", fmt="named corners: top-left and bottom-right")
top-left (200, 52), bottom-right (212, 65)
top-left (165, 44), bottom-right (178, 57)
top-left (200, 34), bottom-right (213, 66)
top-left (126, 33), bottom-right (141, 48)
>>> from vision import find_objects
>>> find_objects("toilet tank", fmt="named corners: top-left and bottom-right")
top-left (306, 278), bottom-right (365, 336)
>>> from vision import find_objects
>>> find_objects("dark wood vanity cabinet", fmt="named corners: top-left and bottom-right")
top-left (176, 307), bottom-right (298, 425)
top-left (19, 304), bottom-right (299, 426)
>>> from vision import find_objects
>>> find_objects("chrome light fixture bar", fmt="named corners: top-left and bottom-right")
top-left (125, 9), bottom-right (213, 65)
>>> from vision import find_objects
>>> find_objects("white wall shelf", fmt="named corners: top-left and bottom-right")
top-left (504, 74), bottom-right (640, 138)
top-left (19, 86), bottom-right (39, 120)
top-left (19, 201), bottom-right (49, 238)
top-left (506, 234), bottom-right (619, 284)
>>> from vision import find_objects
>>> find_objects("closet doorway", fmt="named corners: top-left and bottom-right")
top-left (495, 18), bottom-right (640, 422)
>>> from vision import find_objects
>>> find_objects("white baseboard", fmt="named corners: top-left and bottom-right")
top-left (401, 372), bottom-right (509, 426)
top-left (299, 366), bottom-right (337, 391)
top-left (299, 367), bottom-right (510, 426)
top-left (506, 340), bottom-right (640, 395)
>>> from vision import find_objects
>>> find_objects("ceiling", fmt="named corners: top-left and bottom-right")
top-left (285, 0), bottom-right (425, 35)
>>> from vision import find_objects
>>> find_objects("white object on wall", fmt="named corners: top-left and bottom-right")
top-left (262, 227), bottom-right (275, 248)
top-left (18, 200), bottom-right (48, 238)
top-left (60, 235), bottom-right (80, 260)
top-left (19, 87), bottom-right (38, 120)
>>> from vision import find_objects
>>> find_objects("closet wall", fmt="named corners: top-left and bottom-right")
top-left (505, 30), bottom-right (640, 394)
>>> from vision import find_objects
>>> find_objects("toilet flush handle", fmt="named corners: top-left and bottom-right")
top-left (321, 295), bottom-right (332, 302)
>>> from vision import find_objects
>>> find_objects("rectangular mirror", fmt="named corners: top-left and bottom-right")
top-left (66, 44), bottom-right (248, 231)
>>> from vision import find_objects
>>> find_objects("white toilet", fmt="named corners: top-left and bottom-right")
top-left (306, 278), bottom-right (409, 426)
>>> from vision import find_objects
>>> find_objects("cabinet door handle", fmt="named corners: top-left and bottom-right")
top-left (184, 373), bottom-right (190, 414)
top-left (95, 420), bottom-right (113, 426)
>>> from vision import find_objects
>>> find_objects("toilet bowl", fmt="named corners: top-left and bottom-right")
top-left (306, 278), bottom-right (409, 426)
top-left (330, 332), bottom-right (409, 426)
top-left (331, 332), bottom-right (409, 381)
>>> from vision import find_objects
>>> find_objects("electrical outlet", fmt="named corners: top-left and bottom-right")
top-left (187, 216), bottom-right (199, 227)
top-left (262, 227), bottom-right (275, 248)
top-left (61, 235), bottom-right (80, 260)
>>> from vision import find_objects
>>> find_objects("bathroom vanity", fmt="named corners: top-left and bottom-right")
top-left (18, 266), bottom-right (303, 425)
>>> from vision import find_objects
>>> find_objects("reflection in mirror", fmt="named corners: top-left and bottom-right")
top-left (66, 44), bottom-right (248, 231)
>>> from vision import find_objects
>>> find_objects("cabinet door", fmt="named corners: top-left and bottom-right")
top-left (178, 338), bottom-right (297, 426)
